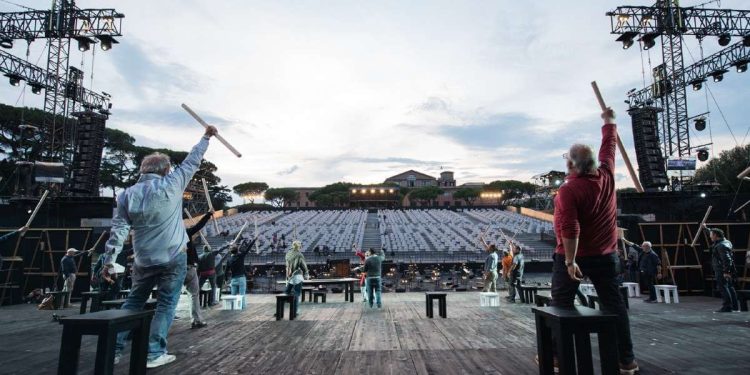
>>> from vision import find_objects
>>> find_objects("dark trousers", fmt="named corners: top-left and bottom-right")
top-left (714, 270), bottom-right (738, 311)
top-left (551, 253), bottom-right (635, 364)
top-left (507, 275), bottom-right (523, 302)
top-left (199, 274), bottom-right (217, 305)
top-left (627, 266), bottom-right (638, 283)
top-left (642, 273), bottom-right (657, 301)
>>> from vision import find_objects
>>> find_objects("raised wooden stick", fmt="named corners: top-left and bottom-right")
top-left (181, 103), bottom-right (242, 158)
top-left (691, 206), bottom-right (713, 246)
top-left (201, 178), bottom-right (220, 234)
top-left (184, 208), bottom-right (211, 250)
top-left (233, 222), bottom-right (249, 245)
top-left (591, 81), bottom-right (645, 193)
top-left (88, 231), bottom-right (107, 252)
top-left (737, 165), bottom-right (750, 179)
top-left (733, 199), bottom-right (750, 213)
top-left (24, 190), bottom-right (49, 228)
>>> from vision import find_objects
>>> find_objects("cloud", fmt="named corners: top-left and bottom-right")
top-left (277, 165), bottom-right (299, 176)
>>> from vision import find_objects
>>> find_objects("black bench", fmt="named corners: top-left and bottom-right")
top-left (101, 298), bottom-right (157, 311)
top-left (58, 309), bottom-right (154, 375)
top-left (520, 286), bottom-right (539, 304)
top-left (48, 291), bottom-right (69, 310)
top-left (533, 306), bottom-right (618, 375)
top-left (535, 294), bottom-right (552, 307)
top-left (313, 290), bottom-right (327, 303)
top-left (302, 286), bottom-right (315, 302)
top-left (80, 291), bottom-right (105, 314)
top-left (586, 294), bottom-right (601, 310)
top-left (425, 292), bottom-right (447, 318)
top-left (586, 289), bottom-right (630, 310)
top-left (275, 294), bottom-right (297, 321)
top-left (738, 290), bottom-right (750, 312)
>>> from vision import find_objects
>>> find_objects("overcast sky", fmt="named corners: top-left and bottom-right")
top-left (2, 0), bottom-right (748, 204)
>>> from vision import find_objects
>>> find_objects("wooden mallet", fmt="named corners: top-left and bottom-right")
top-left (691, 206), bottom-right (713, 247)
top-left (201, 178), bottom-right (221, 234)
top-left (181, 103), bottom-right (242, 158)
top-left (22, 190), bottom-right (49, 235)
top-left (591, 81), bottom-right (645, 193)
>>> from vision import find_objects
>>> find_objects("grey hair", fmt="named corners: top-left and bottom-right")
top-left (140, 152), bottom-right (171, 175)
top-left (568, 144), bottom-right (597, 175)
top-left (641, 241), bottom-right (652, 248)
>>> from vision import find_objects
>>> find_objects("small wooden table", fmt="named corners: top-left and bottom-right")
top-left (277, 278), bottom-right (359, 302)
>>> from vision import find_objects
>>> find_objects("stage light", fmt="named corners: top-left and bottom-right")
top-left (640, 33), bottom-right (659, 50)
top-left (0, 38), bottom-right (12, 49)
top-left (718, 34), bottom-right (731, 47)
top-left (379, 189), bottom-right (385, 194)
top-left (29, 83), bottom-right (43, 95)
top-left (97, 36), bottom-right (118, 51)
top-left (735, 60), bottom-right (748, 73)
top-left (623, 39), bottom-right (634, 49)
top-left (694, 117), bottom-right (706, 131)
top-left (554, 180), bottom-right (562, 186)
top-left (351, 189), bottom-right (357, 194)
top-left (5, 73), bottom-right (22, 86)
top-left (76, 37), bottom-right (91, 52)
top-left (617, 14), bottom-right (629, 23)
top-left (389, 189), bottom-right (394, 193)
top-left (616, 32), bottom-right (638, 50)
top-left (700, 192), bottom-right (707, 198)
top-left (697, 148), bottom-right (709, 162)
top-left (369, 189), bottom-right (375, 193)
top-left (690, 79), bottom-right (704, 91)
top-left (710, 70), bottom-right (727, 82)
top-left (744, 35), bottom-right (750, 47)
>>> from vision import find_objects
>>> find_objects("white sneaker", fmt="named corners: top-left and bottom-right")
top-left (146, 354), bottom-right (176, 369)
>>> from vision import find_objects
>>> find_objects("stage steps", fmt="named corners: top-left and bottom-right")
top-left (361, 212), bottom-right (382, 251)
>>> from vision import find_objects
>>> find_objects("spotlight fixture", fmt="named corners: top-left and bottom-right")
top-left (694, 117), bottom-right (706, 131)
top-left (640, 33), bottom-right (659, 50)
top-left (5, 73), bottom-right (22, 86)
top-left (96, 35), bottom-right (118, 51)
top-left (616, 32), bottom-right (638, 50)
top-left (700, 192), bottom-right (707, 198)
top-left (710, 69), bottom-right (728, 82)
top-left (689, 78), bottom-right (705, 91)
top-left (75, 37), bottom-right (93, 52)
top-left (718, 34), bottom-right (731, 47)
top-left (0, 38), bottom-right (12, 49)
top-left (735, 60), bottom-right (748, 73)
top-left (29, 83), bottom-right (43, 94)
top-left (697, 148), bottom-right (709, 162)
top-left (744, 35), bottom-right (750, 47)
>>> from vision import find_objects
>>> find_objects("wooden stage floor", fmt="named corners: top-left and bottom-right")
top-left (1, 292), bottom-right (749, 374)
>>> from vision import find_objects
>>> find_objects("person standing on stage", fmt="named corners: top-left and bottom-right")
top-left (284, 241), bottom-right (309, 315)
top-left (226, 237), bottom-right (258, 310)
top-left (506, 244), bottom-right (524, 302)
top-left (479, 234), bottom-right (499, 293)
top-left (704, 226), bottom-right (738, 312)
top-left (103, 125), bottom-right (217, 369)
top-left (60, 248), bottom-right (89, 308)
top-left (637, 241), bottom-right (661, 303)
top-left (364, 248), bottom-right (386, 308)
top-left (184, 211), bottom-right (213, 328)
top-left (551, 108), bottom-right (638, 374)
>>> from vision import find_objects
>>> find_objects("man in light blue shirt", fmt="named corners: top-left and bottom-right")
top-left (105, 125), bottom-right (217, 369)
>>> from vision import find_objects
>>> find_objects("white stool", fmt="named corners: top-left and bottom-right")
top-left (480, 292), bottom-right (500, 307)
top-left (222, 295), bottom-right (243, 310)
top-left (622, 282), bottom-right (640, 297)
top-left (654, 285), bottom-right (679, 303)
top-left (579, 283), bottom-right (596, 296)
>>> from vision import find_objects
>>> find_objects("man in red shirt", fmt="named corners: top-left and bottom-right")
top-left (552, 108), bottom-right (638, 374)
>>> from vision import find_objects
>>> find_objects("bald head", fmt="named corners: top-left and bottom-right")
top-left (567, 144), bottom-right (597, 175)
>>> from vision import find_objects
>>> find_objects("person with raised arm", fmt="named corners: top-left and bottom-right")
top-left (103, 125), bottom-right (218, 369)
top-left (184, 211), bottom-right (213, 328)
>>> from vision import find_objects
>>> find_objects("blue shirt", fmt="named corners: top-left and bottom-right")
top-left (104, 136), bottom-right (210, 267)
top-left (484, 252), bottom-right (498, 272)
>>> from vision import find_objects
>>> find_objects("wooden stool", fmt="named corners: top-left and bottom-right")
top-left (533, 306), bottom-right (618, 375)
top-left (302, 286), bottom-right (315, 302)
top-left (621, 282), bottom-right (640, 297)
top-left (275, 294), bottom-right (296, 321)
top-left (425, 292), bottom-right (447, 318)
top-left (654, 285), bottom-right (679, 303)
top-left (737, 290), bottom-right (750, 312)
top-left (578, 283), bottom-right (596, 296)
top-left (58, 309), bottom-right (154, 375)
top-left (80, 291), bottom-right (105, 314)
top-left (313, 290), bottom-right (327, 303)
top-left (535, 294), bottom-right (552, 307)
top-left (479, 292), bottom-right (500, 307)
top-left (520, 286), bottom-right (539, 304)
top-left (222, 295), bottom-right (243, 310)
top-left (48, 291), bottom-right (69, 310)
top-left (619, 286), bottom-right (630, 309)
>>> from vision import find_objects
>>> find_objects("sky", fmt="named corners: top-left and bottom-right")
top-left (1, 0), bottom-right (748, 204)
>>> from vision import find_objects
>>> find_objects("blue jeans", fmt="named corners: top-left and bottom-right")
top-left (116, 252), bottom-right (186, 361)
top-left (367, 277), bottom-right (382, 307)
top-left (715, 269), bottom-right (738, 311)
top-left (230, 276), bottom-right (246, 309)
top-left (284, 282), bottom-right (302, 314)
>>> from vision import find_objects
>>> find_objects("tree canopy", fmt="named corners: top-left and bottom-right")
top-left (694, 144), bottom-right (750, 193)
top-left (453, 187), bottom-right (481, 205)
top-left (308, 182), bottom-right (357, 207)
top-left (264, 188), bottom-right (299, 207)
top-left (233, 182), bottom-right (269, 203)
top-left (485, 180), bottom-right (537, 200)
top-left (409, 186), bottom-right (444, 206)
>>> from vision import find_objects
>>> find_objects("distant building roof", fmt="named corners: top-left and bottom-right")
top-left (385, 170), bottom-right (436, 181)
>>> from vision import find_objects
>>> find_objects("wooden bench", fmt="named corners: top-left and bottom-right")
top-left (275, 294), bottom-right (296, 321)
top-left (535, 294), bottom-right (552, 307)
top-left (533, 306), bottom-right (618, 375)
top-left (737, 290), bottom-right (750, 312)
top-left (58, 309), bottom-right (154, 375)
top-left (80, 291), bottom-right (105, 314)
top-left (425, 292), bottom-right (447, 318)
top-left (520, 285), bottom-right (539, 304)
top-left (313, 290), bottom-right (327, 303)
top-left (302, 286), bottom-right (315, 302)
